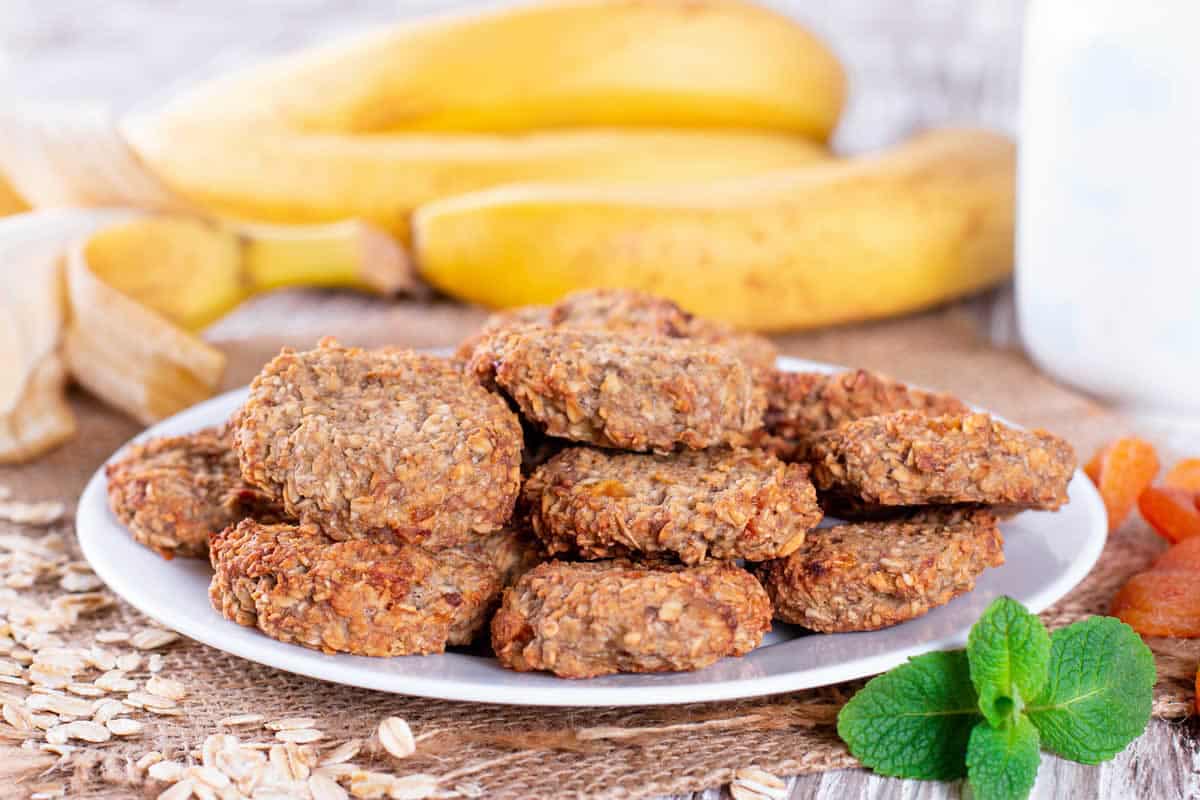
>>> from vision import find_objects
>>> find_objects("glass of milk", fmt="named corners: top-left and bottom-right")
top-left (1017, 1), bottom-right (1199, 414)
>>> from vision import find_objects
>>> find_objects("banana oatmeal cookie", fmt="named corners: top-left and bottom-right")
top-left (808, 411), bottom-right (1075, 511)
top-left (457, 288), bottom-right (777, 369)
top-left (756, 369), bottom-right (968, 461)
top-left (491, 559), bottom-right (772, 678)
top-left (209, 520), bottom-right (503, 654)
top-left (468, 327), bottom-right (764, 453)
top-left (755, 508), bottom-right (1004, 632)
top-left (522, 447), bottom-right (821, 564)
top-left (106, 427), bottom-right (281, 559)
top-left (234, 339), bottom-right (523, 547)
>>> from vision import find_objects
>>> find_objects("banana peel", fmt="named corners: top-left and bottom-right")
top-left (83, 215), bottom-right (414, 331)
top-left (64, 237), bottom-right (227, 426)
top-left (0, 223), bottom-right (73, 462)
top-left (0, 209), bottom-right (138, 463)
top-left (414, 128), bottom-right (1016, 331)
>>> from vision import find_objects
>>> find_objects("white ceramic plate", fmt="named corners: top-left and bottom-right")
top-left (77, 356), bottom-right (1107, 707)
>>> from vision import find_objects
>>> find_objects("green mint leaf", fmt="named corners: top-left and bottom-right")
top-left (966, 714), bottom-right (1041, 800)
top-left (1025, 616), bottom-right (1156, 764)
top-left (967, 596), bottom-right (1052, 727)
top-left (837, 650), bottom-right (981, 780)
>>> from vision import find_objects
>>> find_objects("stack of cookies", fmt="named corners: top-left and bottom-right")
top-left (106, 289), bottom-right (1076, 679)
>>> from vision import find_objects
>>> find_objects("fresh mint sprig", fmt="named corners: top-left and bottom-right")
top-left (837, 596), bottom-right (1156, 800)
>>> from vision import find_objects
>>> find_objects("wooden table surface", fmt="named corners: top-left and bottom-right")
top-left (3, 1), bottom-right (1198, 797)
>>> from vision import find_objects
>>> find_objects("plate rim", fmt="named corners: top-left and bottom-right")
top-left (77, 355), bottom-right (1108, 706)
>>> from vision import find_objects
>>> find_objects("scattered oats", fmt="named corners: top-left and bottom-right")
top-left (39, 743), bottom-right (77, 757)
top-left (388, 774), bottom-right (439, 800)
top-left (146, 705), bottom-right (183, 717)
top-left (26, 692), bottom-right (95, 717)
top-left (131, 629), bottom-right (179, 650)
top-left (28, 665), bottom-right (71, 689)
top-left (85, 646), bottom-right (117, 671)
top-left (730, 766), bottom-right (788, 800)
top-left (95, 670), bottom-right (136, 692)
top-left (0, 674), bottom-right (28, 686)
top-left (219, 713), bottom-right (264, 727)
top-left (148, 653), bottom-right (165, 673)
top-left (185, 764), bottom-right (231, 790)
top-left (202, 733), bottom-right (238, 768)
top-left (22, 631), bottom-right (66, 650)
top-left (253, 791), bottom-right (299, 800)
top-left (349, 772), bottom-right (397, 799)
top-left (66, 683), bottom-right (105, 698)
top-left (0, 500), bottom-right (65, 525)
top-left (116, 653), bottom-right (142, 672)
top-left (453, 783), bottom-right (483, 799)
top-left (320, 739), bottom-right (362, 766)
top-left (378, 717), bottom-right (415, 760)
top-left (52, 592), bottom-right (113, 617)
top-left (268, 742), bottom-right (310, 783)
top-left (94, 630), bottom-right (129, 644)
top-left (126, 690), bottom-right (176, 710)
top-left (30, 713), bottom-right (59, 730)
top-left (147, 760), bottom-right (185, 782)
top-left (93, 698), bottom-right (126, 725)
top-left (2, 701), bottom-right (33, 729)
top-left (106, 717), bottom-right (143, 737)
top-left (317, 764), bottom-right (360, 780)
top-left (4, 573), bottom-right (35, 589)
top-left (276, 727), bottom-right (324, 744)
top-left (146, 675), bottom-right (187, 701)
top-left (59, 572), bottom-right (102, 592)
top-left (44, 725), bottom-right (69, 745)
top-left (156, 778), bottom-right (194, 800)
top-left (0, 658), bottom-right (21, 677)
top-left (310, 773), bottom-right (350, 800)
top-left (63, 719), bottom-right (111, 742)
top-left (240, 741), bottom-right (274, 751)
top-left (35, 648), bottom-right (88, 669)
top-left (28, 783), bottom-right (65, 800)
top-left (137, 751), bottom-right (165, 771)
top-left (266, 716), bottom-right (317, 731)
top-left (10, 648), bottom-right (34, 666)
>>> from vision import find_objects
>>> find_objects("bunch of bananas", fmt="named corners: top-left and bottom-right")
top-left (0, 0), bottom-right (1016, 462)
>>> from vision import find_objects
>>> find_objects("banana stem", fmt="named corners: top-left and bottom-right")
top-left (240, 220), bottom-right (412, 295)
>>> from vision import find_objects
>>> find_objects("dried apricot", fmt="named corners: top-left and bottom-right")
top-left (1164, 458), bottom-right (1200, 492)
top-left (1138, 486), bottom-right (1200, 543)
top-left (1153, 535), bottom-right (1200, 571)
top-left (1110, 570), bottom-right (1200, 638)
top-left (1085, 437), bottom-right (1160, 532)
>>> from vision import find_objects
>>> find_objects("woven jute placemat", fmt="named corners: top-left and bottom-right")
top-left (1, 301), bottom-right (1196, 799)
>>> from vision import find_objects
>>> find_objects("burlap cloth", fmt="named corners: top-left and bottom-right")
top-left (3, 298), bottom-right (1197, 799)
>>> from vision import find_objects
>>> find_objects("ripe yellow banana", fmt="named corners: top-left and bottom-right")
top-left (413, 128), bottom-right (1016, 332)
top-left (122, 125), bottom-right (829, 239)
top-left (82, 215), bottom-right (413, 332)
top-left (141, 0), bottom-right (845, 139)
